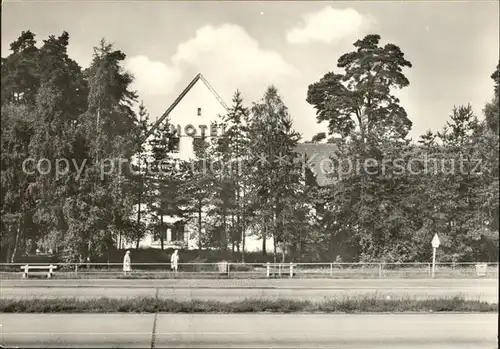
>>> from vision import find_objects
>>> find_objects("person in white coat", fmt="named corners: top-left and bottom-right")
top-left (171, 250), bottom-right (179, 273)
top-left (123, 250), bottom-right (131, 275)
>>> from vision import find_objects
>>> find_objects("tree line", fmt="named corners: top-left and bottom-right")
top-left (1, 31), bottom-right (498, 263)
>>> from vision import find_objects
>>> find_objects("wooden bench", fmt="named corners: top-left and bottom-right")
top-left (266, 263), bottom-right (296, 278)
top-left (21, 264), bottom-right (57, 278)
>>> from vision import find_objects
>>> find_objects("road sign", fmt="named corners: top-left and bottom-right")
top-left (431, 233), bottom-right (440, 248)
top-left (431, 233), bottom-right (440, 278)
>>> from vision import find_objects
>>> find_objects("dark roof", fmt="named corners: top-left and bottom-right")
top-left (294, 143), bottom-right (338, 186)
top-left (146, 73), bottom-right (229, 139)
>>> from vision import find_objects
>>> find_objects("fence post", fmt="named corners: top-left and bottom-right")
top-left (266, 262), bottom-right (270, 278)
top-left (378, 263), bottom-right (382, 279)
top-left (428, 263), bottom-right (431, 278)
top-left (330, 263), bottom-right (333, 277)
top-left (289, 262), bottom-right (293, 278)
top-left (75, 263), bottom-right (78, 275)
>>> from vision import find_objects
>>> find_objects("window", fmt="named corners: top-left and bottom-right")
top-left (153, 227), bottom-right (168, 242)
top-left (192, 136), bottom-right (207, 154)
top-left (171, 223), bottom-right (185, 241)
top-left (168, 137), bottom-right (180, 153)
top-left (197, 107), bottom-right (202, 116)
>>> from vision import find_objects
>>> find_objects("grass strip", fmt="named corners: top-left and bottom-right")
top-left (0, 296), bottom-right (496, 313)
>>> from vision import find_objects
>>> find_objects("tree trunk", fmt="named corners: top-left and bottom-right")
top-left (231, 214), bottom-right (235, 253)
top-left (290, 243), bottom-right (298, 262)
top-left (222, 209), bottom-right (227, 251)
top-left (262, 221), bottom-right (267, 256)
top-left (136, 201), bottom-right (141, 250)
top-left (235, 208), bottom-right (241, 253)
top-left (273, 240), bottom-right (277, 264)
top-left (299, 235), bottom-right (305, 260)
top-left (10, 218), bottom-right (22, 263)
top-left (241, 187), bottom-right (246, 263)
top-left (329, 232), bottom-right (335, 257)
top-left (198, 199), bottom-right (203, 249)
top-left (198, 221), bottom-right (203, 251)
top-left (87, 240), bottom-right (92, 260)
top-left (273, 233), bottom-right (277, 258)
top-left (236, 184), bottom-right (242, 253)
top-left (241, 226), bottom-right (246, 262)
top-left (160, 215), bottom-right (164, 250)
top-left (23, 236), bottom-right (27, 255)
top-left (272, 197), bottom-right (280, 261)
top-left (5, 242), bottom-right (12, 263)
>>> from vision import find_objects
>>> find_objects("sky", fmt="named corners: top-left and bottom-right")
top-left (2, 1), bottom-right (499, 142)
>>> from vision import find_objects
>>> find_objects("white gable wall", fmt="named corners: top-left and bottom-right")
top-left (128, 76), bottom-right (274, 254)
top-left (168, 79), bottom-right (227, 161)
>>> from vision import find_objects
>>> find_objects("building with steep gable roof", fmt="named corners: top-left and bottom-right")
top-left (146, 73), bottom-right (229, 161)
top-left (125, 73), bottom-right (336, 251)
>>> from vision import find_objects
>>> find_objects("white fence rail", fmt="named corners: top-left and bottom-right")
top-left (0, 262), bottom-right (498, 279)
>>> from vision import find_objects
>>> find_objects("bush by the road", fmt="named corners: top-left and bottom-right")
top-left (6, 248), bottom-right (281, 266)
top-left (0, 296), bottom-right (496, 313)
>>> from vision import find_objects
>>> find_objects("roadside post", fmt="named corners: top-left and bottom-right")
top-left (431, 233), bottom-right (440, 278)
top-left (266, 262), bottom-right (270, 278)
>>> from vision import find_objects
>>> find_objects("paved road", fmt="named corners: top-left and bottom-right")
top-left (0, 313), bottom-right (497, 348)
top-left (2, 278), bottom-right (497, 288)
top-left (2, 279), bottom-right (497, 303)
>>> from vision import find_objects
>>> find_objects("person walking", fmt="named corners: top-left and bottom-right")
top-left (171, 250), bottom-right (179, 273)
top-left (123, 250), bottom-right (131, 276)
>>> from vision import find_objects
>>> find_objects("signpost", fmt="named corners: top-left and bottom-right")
top-left (431, 233), bottom-right (440, 278)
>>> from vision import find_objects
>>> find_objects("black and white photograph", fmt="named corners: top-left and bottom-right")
top-left (0, 0), bottom-right (498, 348)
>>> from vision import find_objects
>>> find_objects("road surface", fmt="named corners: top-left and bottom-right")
top-left (1, 279), bottom-right (497, 303)
top-left (0, 313), bottom-right (497, 348)
top-left (3, 278), bottom-right (497, 288)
